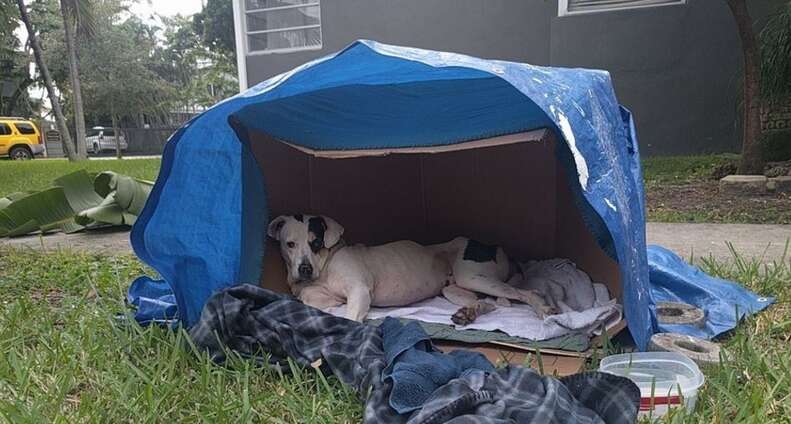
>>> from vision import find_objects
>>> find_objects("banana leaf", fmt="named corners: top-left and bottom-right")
top-left (0, 187), bottom-right (77, 237)
top-left (76, 172), bottom-right (153, 227)
top-left (0, 192), bottom-right (33, 210)
top-left (0, 170), bottom-right (153, 238)
top-left (54, 169), bottom-right (104, 212)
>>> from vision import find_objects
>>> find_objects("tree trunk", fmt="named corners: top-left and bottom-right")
top-left (16, 0), bottom-right (78, 161)
top-left (59, 0), bottom-right (87, 160)
top-left (112, 113), bottom-right (122, 160)
top-left (727, 0), bottom-right (764, 175)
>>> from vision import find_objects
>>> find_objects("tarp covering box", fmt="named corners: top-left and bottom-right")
top-left (130, 40), bottom-right (771, 351)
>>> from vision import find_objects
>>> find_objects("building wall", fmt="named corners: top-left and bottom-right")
top-left (242, 0), bottom-right (783, 155)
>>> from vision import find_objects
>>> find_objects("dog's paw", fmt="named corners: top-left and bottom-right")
top-left (451, 306), bottom-right (478, 326)
top-left (536, 304), bottom-right (560, 318)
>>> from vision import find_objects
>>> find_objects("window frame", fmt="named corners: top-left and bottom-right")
top-left (13, 122), bottom-right (36, 135)
top-left (558, 0), bottom-right (685, 16)
top-left (241, 1), bottom-right (323, 56)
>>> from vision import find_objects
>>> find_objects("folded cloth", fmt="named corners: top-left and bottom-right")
top-left (413, 367), bottom-right (640, 424)
top-left (328, 284), bottom-right (621, 341)
top-left (381, 317), bottom-right (494, 414)
top-left (520, 259), bottom-right (597, 312)
top-left (188, 284), bottom-right (403, 423)
top-left (189, 284), bottom-right (640, 423)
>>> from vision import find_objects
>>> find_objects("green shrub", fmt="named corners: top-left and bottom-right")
top-left (763, 131), bottom-right (791, 161)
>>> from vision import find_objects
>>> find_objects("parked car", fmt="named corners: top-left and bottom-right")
top-left (86, 127), bottom-right (128, 154)
top-left (0, 117), bottom-right (45, 160)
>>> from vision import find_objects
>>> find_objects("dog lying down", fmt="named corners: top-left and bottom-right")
top-left (267, 214), bottom-right (560, 322)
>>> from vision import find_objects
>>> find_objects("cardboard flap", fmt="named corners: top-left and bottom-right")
top-left (280, 129), bottom-right (549, 159)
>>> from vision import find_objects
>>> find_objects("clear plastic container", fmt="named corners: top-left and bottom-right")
top-left (599, 352), bottom-right (705, 419)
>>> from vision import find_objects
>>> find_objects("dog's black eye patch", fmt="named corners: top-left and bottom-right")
top-left (308, 217), bottom-right (327, 253)
top-left (463, 239), bottom-right (498, 263)
top-left (310, 238), bottom-right (323, 253)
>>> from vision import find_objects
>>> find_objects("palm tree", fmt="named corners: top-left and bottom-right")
top-left (726, 0), bottom-right (763, 175)
top-left (15, 0), bottom-right (78, 161)
top-left (59, 0), bottom-right (94, 160)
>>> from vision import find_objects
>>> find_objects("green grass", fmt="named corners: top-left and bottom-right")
top-left (0, 249), bottom-right (361, 422)
top-left (0, 159), bottom-right (161, 197)
top-left (642, 154), bottom-right (739, 187)
top-left (0, 248), bottom-right (788, 422)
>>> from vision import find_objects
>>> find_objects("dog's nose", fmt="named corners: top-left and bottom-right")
top-left (298, 263), bottom-right (313, 278)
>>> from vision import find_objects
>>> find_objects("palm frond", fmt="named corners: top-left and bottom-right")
top-left (61, 0), bottom-right (96, 38)
top-left (760, 1), bottom-right (791, 102)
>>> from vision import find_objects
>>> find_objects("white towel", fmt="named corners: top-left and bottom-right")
top-left (325, 282), bottom-right (622, 341)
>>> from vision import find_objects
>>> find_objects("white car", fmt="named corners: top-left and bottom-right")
top-left (86, 127), bottom-right (128, 154)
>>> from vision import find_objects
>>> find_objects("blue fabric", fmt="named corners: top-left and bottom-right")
top-left (127, 276), bottom-right (178, 325)
top-left (128, 39), bottom-right (747, 351)
top-left (647, 245), bottom-right (775, 339)
top-left (380, 317), bottom-right (494, 414)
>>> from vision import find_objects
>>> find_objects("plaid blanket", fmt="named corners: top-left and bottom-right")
top-left (189, 284), bottom-right (639, 423)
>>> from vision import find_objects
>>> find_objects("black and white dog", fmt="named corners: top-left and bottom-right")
top-left (267, 214), bottom-right (557, 322)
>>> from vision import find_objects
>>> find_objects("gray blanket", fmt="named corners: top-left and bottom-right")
top-left (189, 284), bottom-right (640, 423)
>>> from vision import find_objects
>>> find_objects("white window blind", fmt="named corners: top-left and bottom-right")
top-left (559, 0), bottom-right (684, 16)
top-left (244, 0), bottom-right (322, 54)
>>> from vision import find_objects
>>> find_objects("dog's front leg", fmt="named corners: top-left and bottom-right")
top-left (344, 285), bottom-right (372, 322)
top-left (298, 285), bottom-right (344, 311)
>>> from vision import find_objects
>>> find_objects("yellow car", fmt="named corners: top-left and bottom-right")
top-left (0, 117), bottom-right (45, 160)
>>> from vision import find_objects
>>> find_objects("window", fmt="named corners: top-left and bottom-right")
top-left (13, 122), bottom-right (36, 135)
top-left (559, 0), bottom-right (684, 16)
top-left (102, 129), bottom-right (115, 137)
top-left (243, 0), bottom-right (322, 54)
top-left (0, 123), bottom-right (11, 136)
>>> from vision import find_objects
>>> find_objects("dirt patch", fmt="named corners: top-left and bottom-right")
top-left (646, 181), bottom-right (791, 224)
top-left (30, 288), bottom-right (66, 306)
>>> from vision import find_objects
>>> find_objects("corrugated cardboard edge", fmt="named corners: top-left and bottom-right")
top-left (281, 129), bottom-right (549, 158)
top-left (434, 318), bottom-right (627, 376)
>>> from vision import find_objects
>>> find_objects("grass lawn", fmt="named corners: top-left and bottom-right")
top-left (643, 155), bottom-right (790, 224)
top-left (0, 247), bottom-right (788, 422)
top-left (0, 158), bottom-right (161, 196)
top-left (0, 250), bottom-right (360, 422)
top-left (641, 154), bottom-right (739, 186)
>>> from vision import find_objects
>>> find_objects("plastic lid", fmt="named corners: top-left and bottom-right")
top-left (599, 352), bottom-right (705, 395)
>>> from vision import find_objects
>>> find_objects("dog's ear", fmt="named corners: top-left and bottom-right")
top-left (267, 216), bottom-right (288, 240)
top-left (320, 216), bottom-right (344, 248)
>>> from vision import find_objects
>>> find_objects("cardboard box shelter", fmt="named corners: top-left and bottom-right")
top-left (130, 40), bottom-right (654, 356)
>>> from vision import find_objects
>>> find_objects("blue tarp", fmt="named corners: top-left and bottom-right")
top-left (129, 40), bottom-right (770, 350)
top-left (647, 245), bottom-right (774, 339)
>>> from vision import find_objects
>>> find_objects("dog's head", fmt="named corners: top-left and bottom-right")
top-left (267, 214), bottom-right (345, 284)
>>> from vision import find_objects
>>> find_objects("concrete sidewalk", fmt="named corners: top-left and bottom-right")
top-left (2, 223), bottom-right (790, 263)
top-left (1, 227), bottom-right (133, 255)
top-left (646, 222), bottom-right (790, 263)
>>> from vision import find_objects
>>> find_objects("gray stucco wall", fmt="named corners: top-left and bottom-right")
top-left (243, 0), bottom-right (784, 155)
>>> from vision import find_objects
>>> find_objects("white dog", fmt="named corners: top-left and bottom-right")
top-left (267, 214), bottom-right (557, 322)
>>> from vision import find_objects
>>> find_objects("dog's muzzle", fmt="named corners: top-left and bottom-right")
top-left (298, 262), bottom-right (314, 279)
